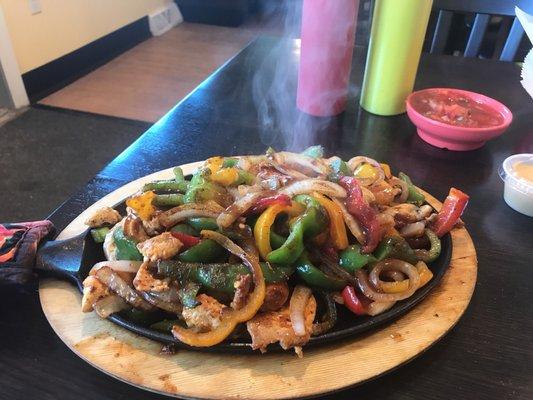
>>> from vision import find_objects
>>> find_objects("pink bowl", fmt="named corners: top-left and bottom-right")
top-left (406, 88), bottom-right (513, 151)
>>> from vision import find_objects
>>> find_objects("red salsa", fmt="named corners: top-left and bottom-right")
top-left (411, 89), bottom-right (504, 128)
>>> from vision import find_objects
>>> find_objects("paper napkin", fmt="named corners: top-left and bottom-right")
top-left (516, 7), bottom-right (533, 99)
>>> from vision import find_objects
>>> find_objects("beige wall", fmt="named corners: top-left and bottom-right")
top-left (0, 0), bottom-right (171, 73)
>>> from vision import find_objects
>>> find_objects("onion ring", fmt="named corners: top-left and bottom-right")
top-left (290, 285), bottom-right (312, 336)
top-left (389, 177), bottom-right (409, 203)
top-left (355, 259), bottom-right (420, 302)
top-left (268, 157), bottom-right (309, 180)
top-left (272, 151), bottom-right (330, 176)
top-left (280, 179), bottom-right (347, 198)
top-left (93, 295), bottom-right (129, 318)
top-left (217, 191), bottom-right (270, 228)
top-left (159, 203), bottom-right (223, 228)
top-left (369, 259), bottom-right (420, 300)
top-left (91, 260), bottom-right (143, 274)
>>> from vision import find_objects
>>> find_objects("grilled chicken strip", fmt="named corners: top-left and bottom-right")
top-left (81, 275), bottom-right (110, 312)
top-left (137, 232), bottom-right (182, 262)
top-left (85, 207), bottom-right (121, 228)
top-left (182, 294), bottom-right (226, 333)
top-left (247, 295), bottom-right (316, 353)
top-left (133, 261), bottom-right (170, 292)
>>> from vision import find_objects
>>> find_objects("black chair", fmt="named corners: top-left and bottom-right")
top-left (430, 0), bottom-right (532, 61)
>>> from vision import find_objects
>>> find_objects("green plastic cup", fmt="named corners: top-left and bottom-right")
top-left (360, 0), bottom-right (433, 115)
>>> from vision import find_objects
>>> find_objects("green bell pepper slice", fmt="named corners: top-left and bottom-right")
top-left (142, 180), bottom-right (183, 193)
top-left (222, 157), bottom-right (239, 168)
top-left (153, 193), bottom-right (184, 207)
top-left (177, 282), bottom-right (201, 308)
top-left (295, 252), bottom-right (346, 290)
top-left (373, 235), bottom-right (418, 264)
top-left (236, 169), bottom-right (255, 185)
top-left (300, 145), bottom-right (324, 159)
top-left (328, 158), bottom-right (351, 182)
top-left (173, 166), bottom-right (190, 192)
top-left (142, 167), bottom-right (189, 193)
top-left (339, 244), bottom-right (376, 273)
top-left (266, 195), bottom-right (328, 264)
top-left (374, 229), bottom-right (441, 264)
top-left (113, 227), bottom-right (143, 261)
top-left (90, 227), bottom-right (109, 243)
top-left (183, 169), bottom-right (227, 204)
top-left (413, 229), bottom-right (441, 263)
top-left (398, 172), bottom-right (425, 206)
top-left (187, 217), bottom-right (218, 231)
top-left (178, 239), bottom-right (225, 263)
top-left (270, 231), bottom-right (286, 249)
top-left (157, 261), bottom-right (294, 295)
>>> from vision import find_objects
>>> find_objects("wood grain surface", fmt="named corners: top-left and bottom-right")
top-left (39, 165), bottom-right (477, 400)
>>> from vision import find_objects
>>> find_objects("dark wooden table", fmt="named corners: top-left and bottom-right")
top-left (3, 37), bottom-right (532, 400)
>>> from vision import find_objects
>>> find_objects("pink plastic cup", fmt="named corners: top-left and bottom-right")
top-left (297, 0), bottom-right (359, 117)
top-left (406, 88), bottom-right (513, 151)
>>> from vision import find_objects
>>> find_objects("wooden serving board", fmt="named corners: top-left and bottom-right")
top-left (39, 162), bottom-right (477, 400)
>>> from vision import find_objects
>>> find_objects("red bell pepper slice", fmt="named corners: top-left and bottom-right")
top-left (170, 231), bottom-right (201, 250)
top-left (432, 187), bottom-right (469, 237)
top-left (342, 286), bottom-right (367, 316)
top-left (338, 176), bottom-right (382, 253)
top-left (246, 194), bottom-right (291, 215)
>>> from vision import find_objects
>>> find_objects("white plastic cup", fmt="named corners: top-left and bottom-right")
top-left (499, 153), bottom-right (533, 217)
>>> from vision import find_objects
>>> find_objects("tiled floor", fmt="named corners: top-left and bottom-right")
top-left (39, 23), bottom-right (259, 123)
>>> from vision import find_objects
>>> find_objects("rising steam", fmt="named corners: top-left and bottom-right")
top-left (252, 0), bottom-right (359, 152)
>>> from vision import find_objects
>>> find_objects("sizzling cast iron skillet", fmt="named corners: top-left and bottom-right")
top-left (36, 200), bottom-right (452, 353)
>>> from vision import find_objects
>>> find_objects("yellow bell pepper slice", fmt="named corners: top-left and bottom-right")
top-left (211, 167), bottom-right (239, 186)
top-left (354, 163), bottom-right (379, 181)
top-left (381, 260), bottom-right (434, 293)
top-left (381, 279), bottom-right (410, 293)
top-left (416, 261), bottom-right (433, 287)
top-left (254, 203), bottom-right (290, 260)
top-left (126, 191), bottom-right (156, 220)
top-left (380, 163), bottom-right (392, 179)
top-left (312, 192), bottom-right (349, 250)
top-left (204, 156), bottom-right (224, 174)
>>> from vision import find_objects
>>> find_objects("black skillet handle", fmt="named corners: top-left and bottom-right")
top-left (35, 231), bottom-right (89, 288)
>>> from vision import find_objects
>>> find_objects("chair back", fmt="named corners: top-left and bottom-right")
top-left (431, 0), bottom-right (531, 61)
